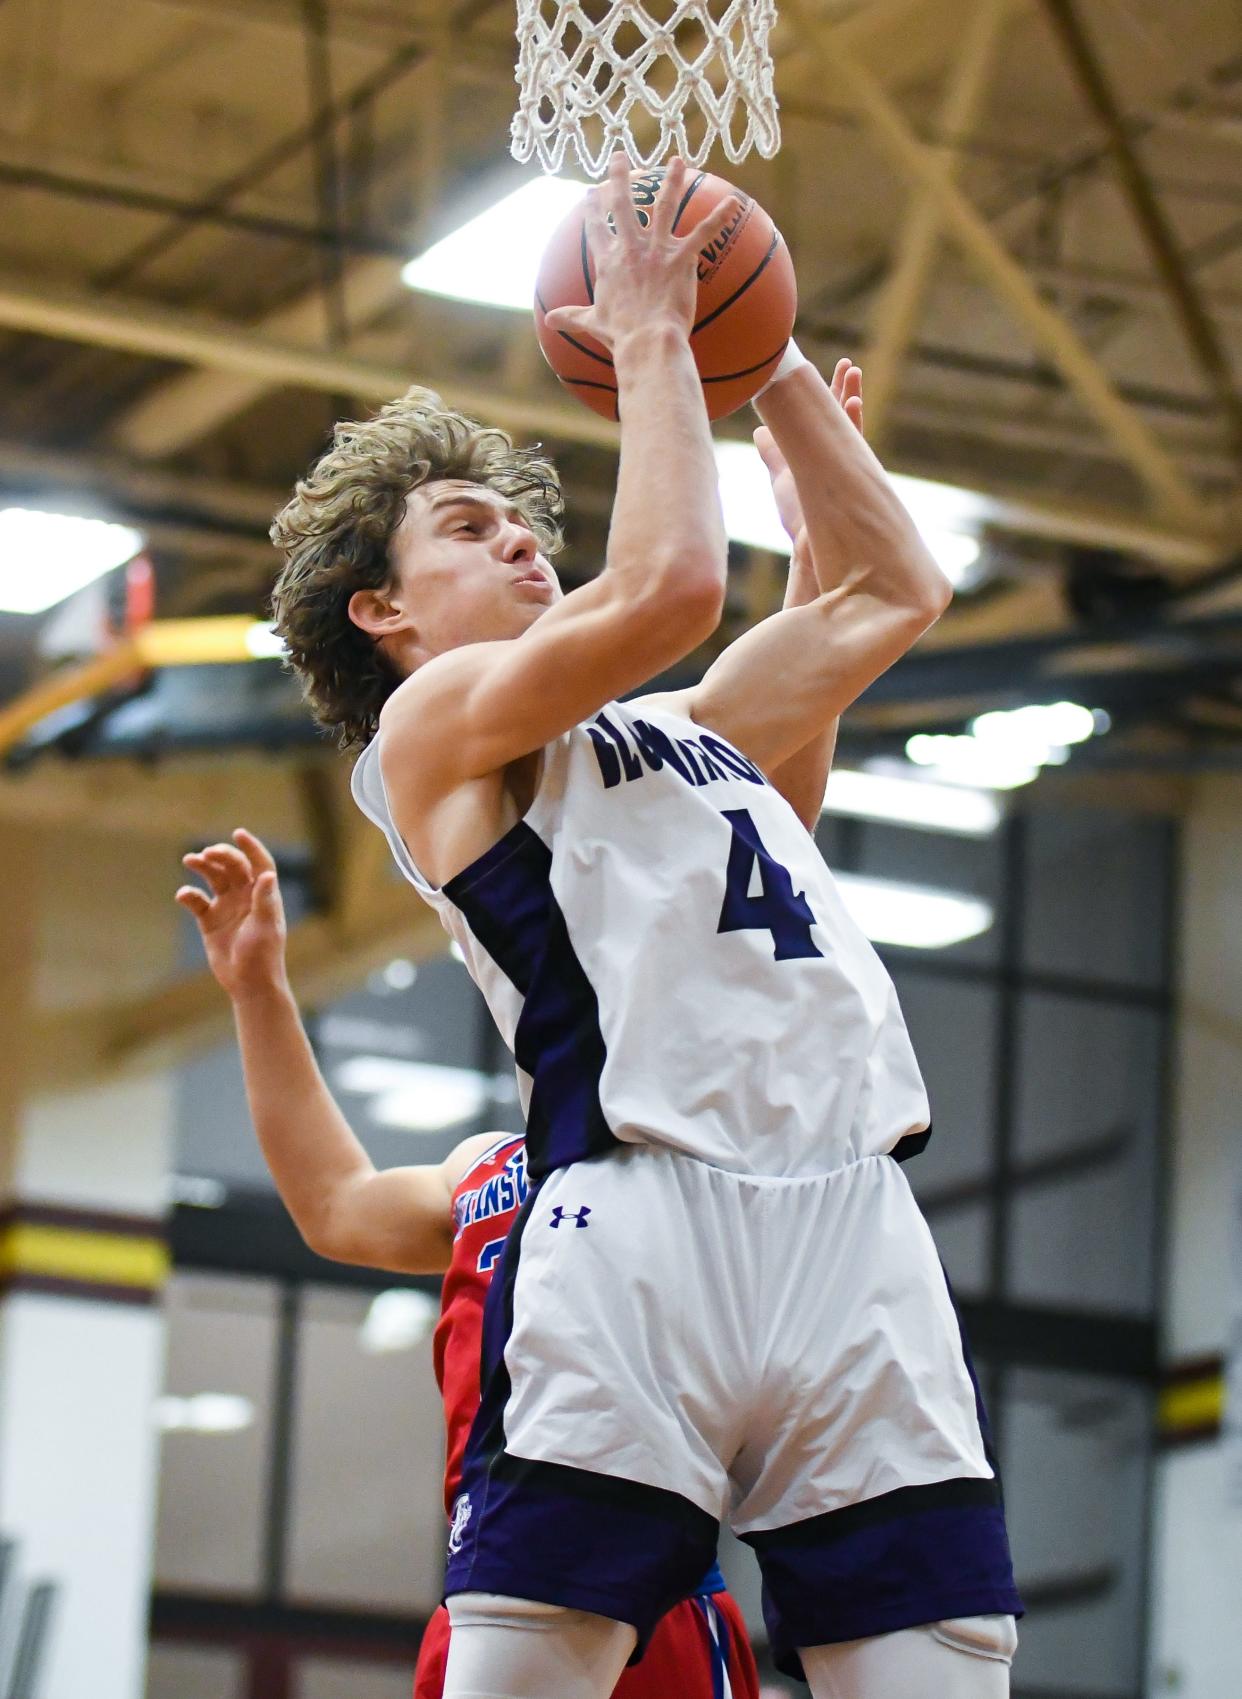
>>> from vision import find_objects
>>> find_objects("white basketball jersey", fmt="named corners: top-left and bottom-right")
top-left (351, 698), bottom-right (929, 1180)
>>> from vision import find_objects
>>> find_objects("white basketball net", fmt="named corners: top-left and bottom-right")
top-left (511, 0), bottom-right (781, 178)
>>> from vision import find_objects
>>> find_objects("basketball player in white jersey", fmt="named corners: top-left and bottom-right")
top-left (270, 155), bottom-right (1022, 1698)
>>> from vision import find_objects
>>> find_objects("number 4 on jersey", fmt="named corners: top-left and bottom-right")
top-left (717, 808), bottom-right (823, 961)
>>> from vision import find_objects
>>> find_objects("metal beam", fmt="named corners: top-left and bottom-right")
top-left (1022, 263), bottom-right (1242, 332)
top-left (0, 618), bottom-right (291, 761)
top-left (776, 0), bottom-right (965, 105)
top-left (28, 886), bottom-right (446, 1089)
top-left (881, 453), bottom-right (1224, 569)
top-left (0, 267), bottom-right (623, 450)
top-left (0, 268), bottom-right (1224, 567)
top-left (864, 0), bottom-right (1011, 449)
top-left (111, 0), bottom-right (936, 460)
top-left (1040, 0), bottom-right (1242, 462)
top-left (90, 1), bottom-right (504, 296)
top-left (150, 0), bottom-right (513, 54)
top-left (0, 436), bottom-right (281, 530)
top-left (895, 394), bottom-right (1236, 487)
top-left (112, 257), bottom-right (406, 458)
top-left (856, 602), bottom-right (1242, 710)
top-left (113, 17), bottom-right (459, 459)
top-left (0, 154), bottom-right (407, 261)
top-left (781, 0), bottom-right (1203, 523)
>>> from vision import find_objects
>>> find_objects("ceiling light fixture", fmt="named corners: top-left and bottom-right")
top-left (906, 733), bottom-right (1042, 791)
top-left (154, 1393), bottom-right (254, 1434)
top-left (824, 767), bottom-right (1002, 836)
top-left (402, 175), bottom-right (590, 312)
top-left (906, 700), bottom-right (1109, 791)
top-left (244, 621), bottom-right (286, 658)
top-left (835, 873), bottom-right (993, 949)
top-left (382, 958), bottom-right (417, 991)
top-left (360, 1288), bottom-right (440, 1354)
top-left (335, 1056), bottom-right (492, 1132)
top-left (712, 442), bottom-right (986, 587)
top-left (0, 508), bottom-right (144, 615)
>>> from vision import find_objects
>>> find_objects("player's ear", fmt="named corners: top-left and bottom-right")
top-left (348, 585), bottom-right (408, 640)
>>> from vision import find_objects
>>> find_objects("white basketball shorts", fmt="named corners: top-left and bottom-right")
top-left (444, 1145), bottom-right (1022, 1678)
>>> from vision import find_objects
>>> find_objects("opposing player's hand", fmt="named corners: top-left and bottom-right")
top-left (755, 359), bottom-right (864, 549)
top-left (176, 828), bottom-right (289, 1001)
top-left (543, 154), bottom-right (742, 354)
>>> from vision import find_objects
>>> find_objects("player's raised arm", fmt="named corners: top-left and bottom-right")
top-left (176, 829), bottom-right (495, 1275)
top-left (737, 360), bottom-right (863, 826)
top-left (373, 155), bottom-right (737, 794)
top-left (683, 352), bottom-right (952, 776)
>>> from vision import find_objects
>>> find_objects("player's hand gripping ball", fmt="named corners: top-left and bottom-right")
top-left (535, 165), bottom-right (797, 422)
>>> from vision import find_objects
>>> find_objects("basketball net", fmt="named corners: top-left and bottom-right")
top-left (511, 0), bottom-right (781, 177)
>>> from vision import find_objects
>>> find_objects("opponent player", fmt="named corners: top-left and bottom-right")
top-left (269, 154), bottom-right (1022, 1697)
top-left (175, 828), bottom-right (760, 1699)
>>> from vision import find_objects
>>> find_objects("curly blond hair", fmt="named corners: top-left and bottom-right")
top-left (270, 387), bottom-right (564, 748)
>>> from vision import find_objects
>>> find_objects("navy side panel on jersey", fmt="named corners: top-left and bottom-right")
top-left (443, 822), bottom-right (617, 1180)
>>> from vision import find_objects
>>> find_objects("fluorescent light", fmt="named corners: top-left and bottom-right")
top-left (836, 872), bottom-right (993, 949)
top-left (906, 733), bottom-right (1041, 790)
top-left (971, 700), bottom-right (1097, 754)
top-left (335, 1056), bottom-right (490, 1132)
top-left (360, 1288), bottom-right (439, 1354)
top-left (921, 527), bottom-right (980, 579)
top-left (889, 473), bottom-right (989, 533)
top-left (905, 700), bottom-right (1109, 791)
top-left (318, 1012), bottom-right (422, 1057)
top-left (824, 767), bottom-right (1002, 836)
top-left (154, 1393), bottom-right (254, 1433)
top-left (244, 620), bottom-right (286, 658)
top-left (367, 957), bottom-right (418, 997)
top-left (403, 175), bottom-right (590, 311)
top-left (167, 1174), bottom-right (227, 1209)
top-left (0, 508), bottom-right (143, 614)
top-left (712, 442), bottom-right (985, 586)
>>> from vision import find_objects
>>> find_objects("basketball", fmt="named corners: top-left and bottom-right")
top-left (534, 166), bottom-right (797, 422)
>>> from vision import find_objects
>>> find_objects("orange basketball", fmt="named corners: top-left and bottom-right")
top-left (534, 166), bottom-right (796, 422)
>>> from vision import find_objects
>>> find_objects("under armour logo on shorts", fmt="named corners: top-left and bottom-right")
top-left (549, 1205), bottom-right (592, 1230)
top-left (448, 1492), bottom-right (472, 1556)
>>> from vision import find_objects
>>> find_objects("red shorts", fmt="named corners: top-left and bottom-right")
top-left (414, 1590), bottom-right (759, 1699)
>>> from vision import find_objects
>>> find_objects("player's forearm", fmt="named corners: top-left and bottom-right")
top-left (756, 366), bottom-right (951, 618)
top-left (761, 548), bottom-right (828, 826)
top-left (759, 547), bottom-right (835, 829)
top-left (606, 325), bottom-right (728, 623)
top-left (229, 982), bottom-right (376, 1254)
top-left (783, 544), bottom-right (818, 609)
top-left (766, 724), bottom-right (838, 831)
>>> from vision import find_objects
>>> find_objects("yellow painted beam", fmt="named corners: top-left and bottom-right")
top-left (133, 615), bottom-right (264, 667)
top-left (0, 642), bottom-right (142, 759)
top-left (1158, 1374), bottom-right (1225, 1435)
top-left (0, 1222), bottom-right (169, 1290)
top-left (0, 617), bottom-right (275, 761)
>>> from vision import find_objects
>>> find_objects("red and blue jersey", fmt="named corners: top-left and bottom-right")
top-left (434, 1133), bottom-right (528, 1515)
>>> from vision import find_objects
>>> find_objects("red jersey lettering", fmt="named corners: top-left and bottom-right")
top-left (433, 1135), bottom-right (527, 1515)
